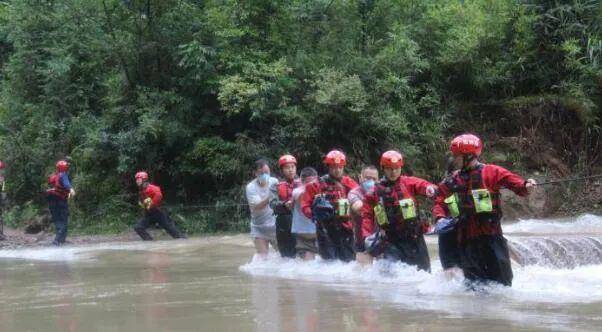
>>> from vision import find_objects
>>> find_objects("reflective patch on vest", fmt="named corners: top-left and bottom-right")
top-left (444, 194), bottom-right (460, 217)
top-left (398, 198), bottom-right (416, 220)
top-left (471, 189), bottom-right (493, 213)
top-left (337, 198), bottom-right (350, 217)
top-left (374, 204), bottom-right (388, 226)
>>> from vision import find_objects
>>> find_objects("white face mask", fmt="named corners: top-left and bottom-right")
top-left (257, 173), bottom-right (270, 185)
top-left (361, 179), bottom-right (375, 192)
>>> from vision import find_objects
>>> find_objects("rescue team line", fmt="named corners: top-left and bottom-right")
top-left (0, 133), bottom-right (600, 288)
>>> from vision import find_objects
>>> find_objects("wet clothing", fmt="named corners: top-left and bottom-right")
top-left (291, 187), bottom-right (315, 234)
top-left (0, 176), bottom-right (5, 240)
top-left (295, 233), bottom-right (318, 257)
top-left (301, 175), bottom-right (358, 262)
top-left (46, 172), bottom-right (73, 245)
top-left (49, 201), bottom-right (69, 245)
top-left (134, 208), bottom-right (184, 241)
top-left (135, 184), bottom-right (184, 241)
top-left (461, 235), bottom-right (513, 286)
top-left (348, 186), bottom-right (369, 252)
top-left (246, 177), bottom-right (278, 227)
top-left (250, 223), bottom-right (277, 242)
top-left (270, 178), bottom-right (301, 258)
top-left (433, 163), bottom-right (529, 286)
top-left (362, 176), bottom-right (434, 272)
top-left (383, 233), bottom-right (430, 270)
top-left (438, 228), bottom-right (461, 269)
top-left (315, 221), bottom-right (355, 261)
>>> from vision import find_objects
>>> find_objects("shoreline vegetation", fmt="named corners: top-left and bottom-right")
top-left (0, 1), bottom-right (600, 236)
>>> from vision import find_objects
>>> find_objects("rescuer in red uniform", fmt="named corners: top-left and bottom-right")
top-left (432, 134), bottom-right (536, 286)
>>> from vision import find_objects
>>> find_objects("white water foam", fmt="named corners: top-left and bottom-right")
top-left (504, 214), bottom-right (602, 235)
top-left (240, 253), bottom-right (602, 304)
top-left (0, 236), bottom-right (248, 262)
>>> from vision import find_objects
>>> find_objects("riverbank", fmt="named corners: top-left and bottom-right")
top-left (0, 227), bottom-right (138, 250)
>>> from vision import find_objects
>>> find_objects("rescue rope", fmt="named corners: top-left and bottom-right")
top-left (163, 203), bottom-right (249, 210)
top-left (535, 174), bottom-right (602, 186)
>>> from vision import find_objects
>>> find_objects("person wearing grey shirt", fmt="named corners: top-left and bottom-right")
top-left (245, 159), bottom-right (279, 259)
top-left (292, 167), bottom-right (319, 261)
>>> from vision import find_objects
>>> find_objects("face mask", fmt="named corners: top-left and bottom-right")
top-left (362, 179), bottom-right (375, 192)
top-left (258, 173), bottom-right (270, 184)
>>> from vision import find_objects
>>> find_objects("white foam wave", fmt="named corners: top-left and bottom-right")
top-left (504, 214), bottom-right (602, 235)
top-left (240, 254), bottom-right (602, 304)
top-left (0, 235), bottom-right (252, 262)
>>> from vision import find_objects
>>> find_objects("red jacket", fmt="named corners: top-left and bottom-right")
top-left (361, 176), bottom-right (433, 240)
top-left (277, 178), bottom-right (302, 201)
top-left (140, 184), bottom-right (163, 208)
top-left (432, 163), bottom-right (528, 242)
top-left (301, 175), bottom-right (358, 230)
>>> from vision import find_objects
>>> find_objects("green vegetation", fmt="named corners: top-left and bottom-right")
top-left (0, 0), bottom-right (600, 233)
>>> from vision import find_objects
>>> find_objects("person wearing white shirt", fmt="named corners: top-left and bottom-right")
top-left (245, 159), bottom-right (279, 258)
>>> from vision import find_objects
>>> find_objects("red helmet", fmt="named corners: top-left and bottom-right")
top-left (324, 150), bottom-right (346, 167)
top-left (450, 134), bottom-right (483, 156)
top-left (56, 160), bottom-right (69, 172)
top-left (380, 150), bottom-right (404, 168)
top-left (135, 171), bottom-right (149, 181)
top-left (278, 154), bottom-right (297, 168)
top-left (0, 160), bottom-right (4, 169)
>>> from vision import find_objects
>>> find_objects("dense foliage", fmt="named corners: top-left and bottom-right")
top-left (0, 0), bottom-right (600, 232)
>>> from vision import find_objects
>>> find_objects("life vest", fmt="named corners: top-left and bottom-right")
top-left (318, 175), bottom-right (354, 219)
top-left (47, 172), bottom-right (69, 200)
top-left (443, 164), bottom-right (501, 221)
top-left (277, 178), bottom-right (301, 202)
top-left (274, 178), bottom-right (301, 215)
top-left (372, 178), bottom-right (418, 235)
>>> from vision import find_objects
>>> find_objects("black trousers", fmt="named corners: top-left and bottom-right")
top-left (134, 208), bottom-right (184, 241)
top-left (384, 234), bottom-right (431, 272)
top-left (48, 199), bottom-right (69, 245)
top-left (460, 234), bottom-right (513, 286)
top-left (275, 213), bottom-right (296, 258)
top-left (316, 220), bottom-right (355, 262)
top-left (0, 211), bottom-right (4, 240)
top-left (438, 228), bottom-right (462, 270)
top-left (0, 195), bottom-right (4, 240)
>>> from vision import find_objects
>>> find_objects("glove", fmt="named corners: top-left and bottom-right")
top-left (428, 217), bottom-right (457, 235)
top-left (68, 189), bottom-right (76, 199)
top-left (143, 197), bottom-right (153, 210)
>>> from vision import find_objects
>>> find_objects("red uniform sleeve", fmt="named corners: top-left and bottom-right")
top-left (359, 193), bottom-right (378, 240)
top-left (403, 176), bottom-right (435, 197)
top-left (301, 181), bottom-right (319, 219)
top-left (149, 185), bottom-right (163, 207)
top-left (485, 164), bottom-right (529, 197)
top-left (342, 176), bottom-right (359, 191)
top-left (432, 183), bottom-right (451, 220)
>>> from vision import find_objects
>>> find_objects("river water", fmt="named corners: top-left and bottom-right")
top-left (1, 214), bottom-right (601, 331)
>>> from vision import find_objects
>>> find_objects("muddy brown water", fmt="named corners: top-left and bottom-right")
top-left (1, 214), bottom-right (602, 332)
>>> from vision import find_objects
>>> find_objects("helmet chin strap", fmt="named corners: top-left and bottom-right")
top-left (462, 154), bottom-right (477, 170)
